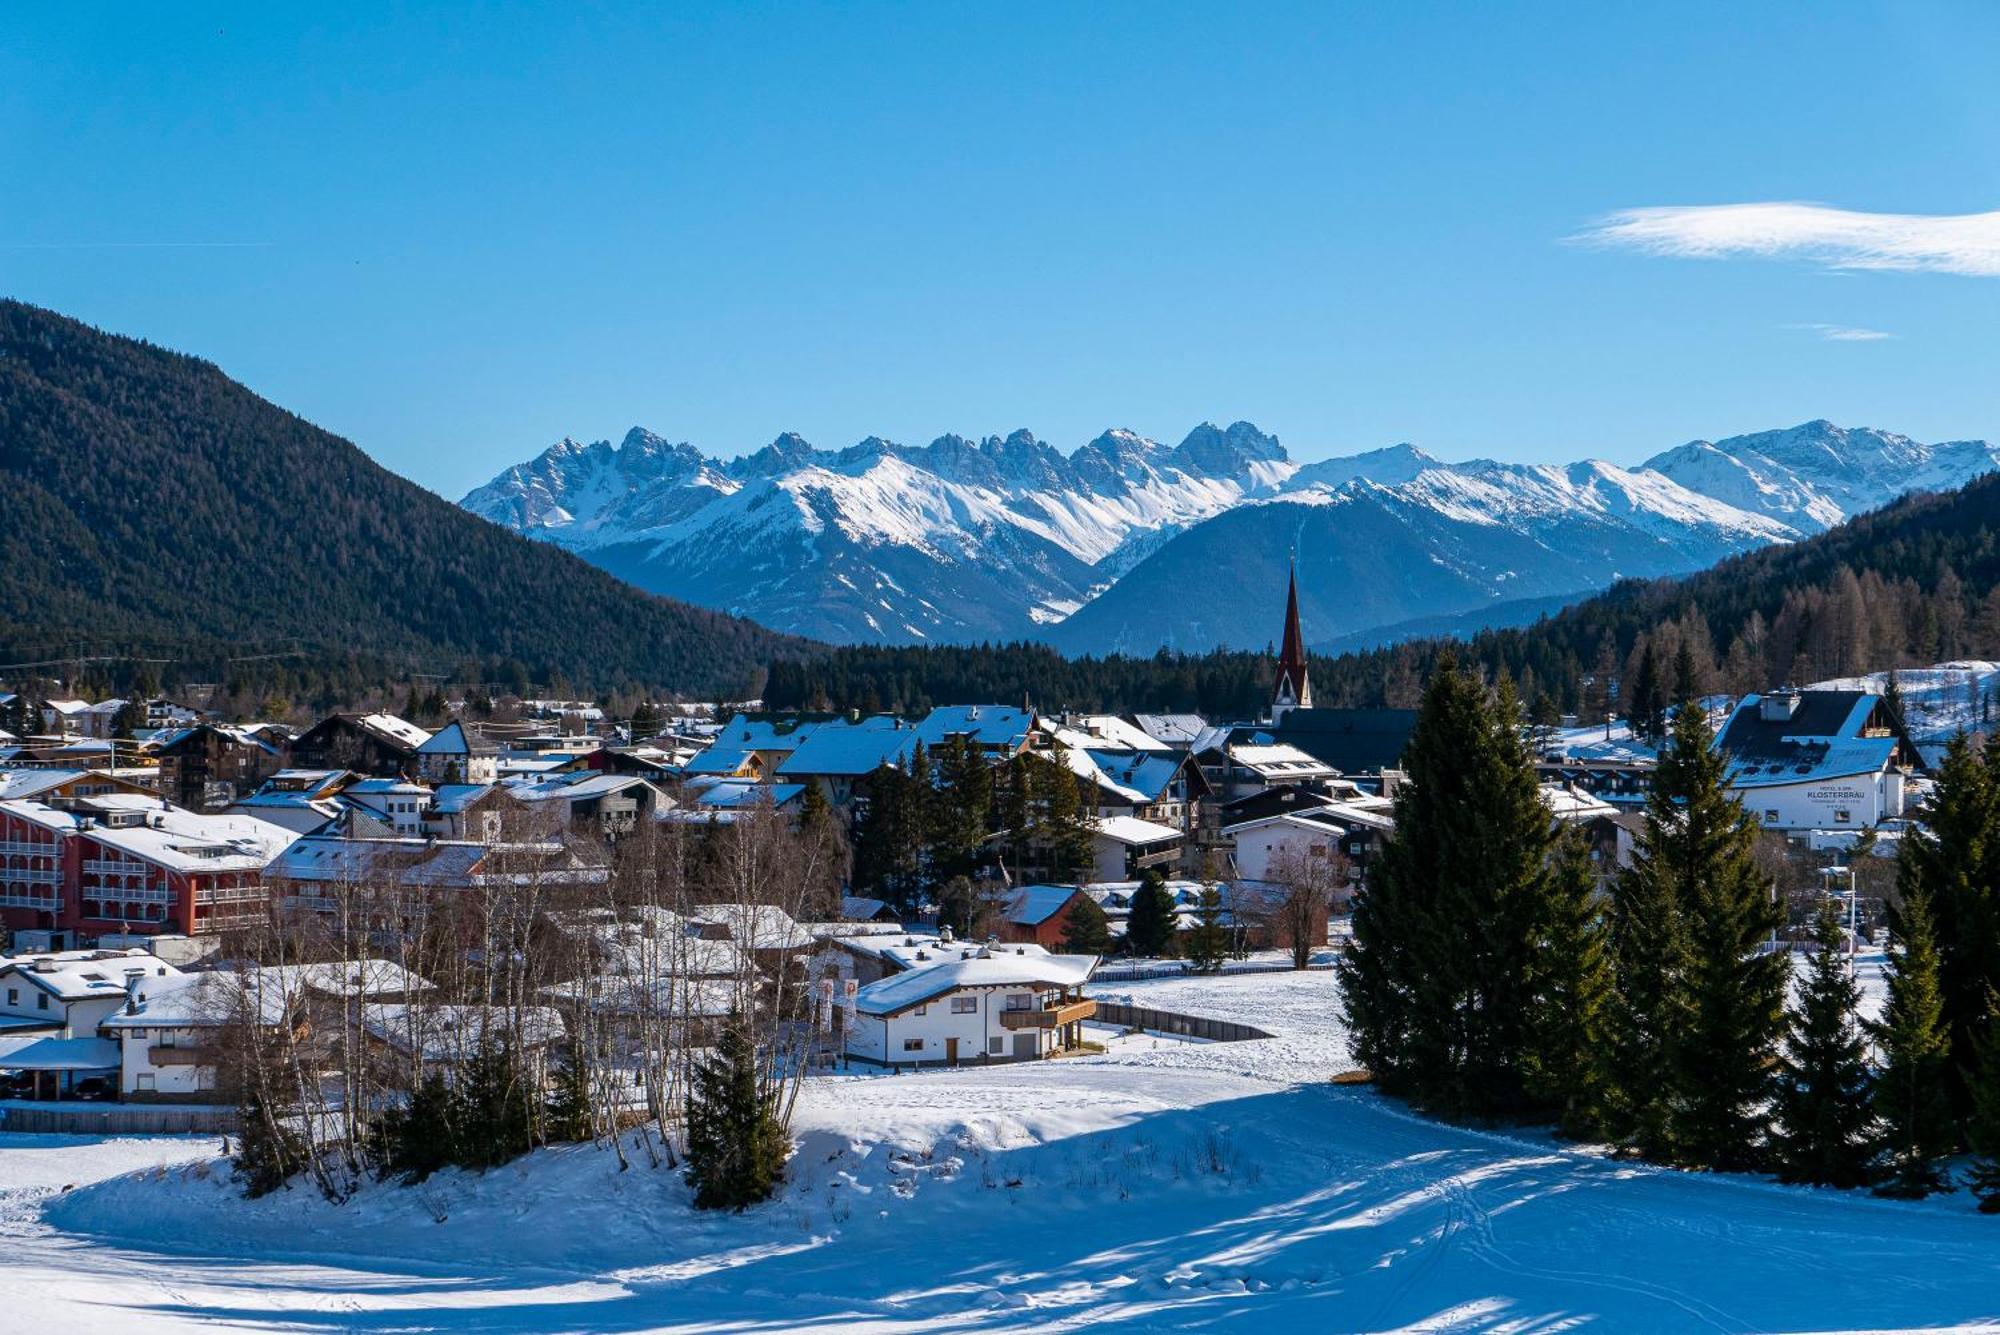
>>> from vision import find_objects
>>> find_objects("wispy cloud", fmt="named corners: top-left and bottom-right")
top-left (1783, 322), bottom-right (1897, 342)
top-left (1574, 202), bottom-right (2000, 277)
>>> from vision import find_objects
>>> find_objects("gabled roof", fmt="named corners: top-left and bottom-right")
top-left (1127, 714), bottom-right (1211, 747)
top-left (913, 705), bottom-right (1036, 752)
top-left (853, 949), bottom-right (1098, 1017)
top-left (1082, 749), bottom-right (1188, 804)
top-left (0, 948), bottom-right (181, 1004)
top-left (1090, 815), bottom-right (1185, 846)
top-left (416, 720), bottom-right (499, 758)
top-left (776, 716), bottom-right (918, 778)
top-left (1272, 708), bottom-right (1418, 774)
top-left (1004, 885), bottom-right (1085, 926)
top-left (1716, 691), bottom-right (1920, 787)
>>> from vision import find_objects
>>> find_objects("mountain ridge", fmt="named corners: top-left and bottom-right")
top-left (466, 416), bottom-right (1999, 654)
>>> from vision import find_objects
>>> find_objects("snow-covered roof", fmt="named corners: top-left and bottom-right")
top-left (1004, 885), bottom-right (1083, 926)
top-left (0, 948), bottom-right (181, 1003)
top-left (854, 950), bottom-right (1098, 1017)
top-left (360, 1003), bottom-right (565, 1059)
top-left (0, 1035), bottom-right (121, 1071)
top-left (256, 959), bottom-right (434, 999)
top-left (913, 705), bottom-right (1036, 752)
top-left (688, 902), bottom-right (814, 950)
top-left (834, 932), bottom-right (1047, 971)
top-left (0, 798), bottom-right (294, 874)
top-left (355, 713), bottom-right (434, 751)
top-left (1083, 750), bottom-right (1186, 803)
top-left (1221, 808), bottom-right (1350, 837)
top-left (415, 721), bottom-right (498, 757)
top-left (1050, 715), bottom-right (1170, 752)
top-left (776, 716), bottom-right (918, 778)
top-left (1224, 744), bottom-right (1337, 777)
top-left (98, 967), bottom-right (292, 1029)
top-left (542, 973), bottom-right (739, 1019)
top-left (687, 778), bottom-right (804, 810)
top-left (1090, 815), bottom-right (1185, 846)
top-left (1540, 784), bottom-right (1618, 821)
top-left (683, 715), bottom-right (823, 775)
top-left (0, 769), bottom-right (92, 801)
top-left (271, 834), bottom-right (607, 889)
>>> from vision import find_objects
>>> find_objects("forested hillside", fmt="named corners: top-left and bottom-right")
top-left (0, 301), bottom-right (808, 700)
top-left (765, 475), bottom-right (2000, 717)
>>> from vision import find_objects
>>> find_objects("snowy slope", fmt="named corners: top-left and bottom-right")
top-left (1644, 420), bottom-right (2000, 535)
top-left (464, 418), bottom-right (1994, 651)
top-left (18, 968), bottom-right (2000, 1332)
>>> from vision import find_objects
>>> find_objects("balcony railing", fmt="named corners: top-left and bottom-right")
top-left (83, 858), bottom-right (146, 877)
top-left (148, 1046), bottom-right (216, 1067)
top-left (1, 867), bottom-right (61, 886)
top-left (998, 998), bottom-right (1097, 1030)
top-left (0, 840), bottom-right (58, 858)
top-left (88, 885), bottom-right (174, 904)
top-left (0, 892), bottom-right (60, 910)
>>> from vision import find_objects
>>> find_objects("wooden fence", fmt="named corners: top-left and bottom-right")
top-left (1089, 1001), bottom-right (1273, 1044)
top-left (0, 1103), bottom-right (238, 1135)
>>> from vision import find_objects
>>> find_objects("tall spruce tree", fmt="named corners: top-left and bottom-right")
top-left (1627, 642), bottom-right (1664, 742)
top-left (1896, 732), bottom-right (2000, 1127)
top-left (1772, 898), bottom-right (1877, 1188)
top-left (1523, 829), bottom-right (1615, 1140)
top-left (684, 1024), bottom-right (788, 1211)
top-left (1967, 1005), bottom-right (2000, 1212)
top-left (1338, 658), bottom-right (1553, 1119)
top-left (928, 735), bottom-right (994, 882)
top-left (1871, 884), bottom-right (1956, 1197)
top-left (1126, 869), bottom-right (1177, 958)
top-left (1183, 884), bottom-right (1230, 973)
top-left (1654, 699), bottom-right (1787, 1171)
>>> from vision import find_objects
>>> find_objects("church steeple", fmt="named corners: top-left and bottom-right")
top-left (1273, 559), bottom-right (1312, 723)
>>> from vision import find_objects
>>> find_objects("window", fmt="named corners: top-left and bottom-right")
top-left (913, 1004), bottom-right (927, 1017)
top-left (36, 993), bottom-right (48, 1011)
top-left (989, 1036), bottom-right (1004, 1054)
top-left (950, 996), bottom-right (978, 1014)
top-left (902, 1037), bottom-right (925, 1053)
top-left (5, 988), bottom-right (14, 1005)
top-left (1004, 994), bottom-right (1032, 1012)
top-left (1764, 810), bottom-right (1780, 824)
top-left (135, 1073), bottom-right (154, 1092)
top-left (1835, 809), bottom-right (1851, 823)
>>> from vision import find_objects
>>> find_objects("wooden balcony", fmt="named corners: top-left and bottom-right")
top-left (998, 998), bottom-right (1096, 1030)
top-left (148, 1046), bottom-right (216, 1067)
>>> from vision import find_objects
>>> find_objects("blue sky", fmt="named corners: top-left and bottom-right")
top-left (5, 3), bottom-right (1998, 497)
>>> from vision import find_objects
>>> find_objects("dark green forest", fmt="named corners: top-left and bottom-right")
top-left (0, 300), bottom-right (808, 702)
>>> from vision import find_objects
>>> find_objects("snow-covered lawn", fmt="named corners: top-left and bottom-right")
top-left (8, 966), bottom-right (2000, 1331)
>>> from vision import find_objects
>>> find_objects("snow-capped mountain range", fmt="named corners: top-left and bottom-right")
top-left (461, 419), bottom-right (1998, 654)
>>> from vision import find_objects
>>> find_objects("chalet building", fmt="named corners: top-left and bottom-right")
top-left (1086, 815), bottom-right (1186, 881)
top-left (1193, 739), bottom-right (1339, 804)
top-left (414, 721), bottom-right (500, 785)
top-left (225, 769), bottom-right (354, 834)
top-left (152, 723), bottom-right (286, 812)
top-left (1217, 786), bottom-right (1394, 889)
top-left (0, 796), bottom-right (291, 944)
top-left (1125, 713), bottom-right (1210, 752)
top-left (338, 778), bottom-right (435, 836)
top-left (1531, 757), bottom-right (1653, 807)
top-left (914, 704), bottom-right (1039, 758)
top-left (775, 715), bottom-right (919, 806)
top-left (845, 947), bottom-right (1098, 1066)
top-left (996, 885), bottom-right (1094, 948)
top-left (0, 948), bottom-right (181, 1097)
top-left (287, 713), bottom-right (433, 779)
top-left (508, 771), bottom-right (670, 840)
top-left (682, 714), bottom-right (828, 781)
top-left (1715, 690), bottom-right (1926, 831)
top-left (98, 967), bottom-right (285, 1101)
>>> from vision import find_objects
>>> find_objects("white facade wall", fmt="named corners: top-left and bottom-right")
top-left (849, 983), bottom-right (1050, 1066)
top-left (117, 1023), bottom-right (217, 1096)
top-left (1228, 820), bottom-right (1341, 883)
top-left (1737, 770), bottom-right (1903, 832)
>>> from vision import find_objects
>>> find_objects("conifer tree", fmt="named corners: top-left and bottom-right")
top-left (1183, 883), bottom-right (1230, 973)
top-left (1772, 898), bottom-right (1877, 1188)
top-left (852, 764), bottom-right (925, 914)
top-left (1897, 732), bottom-right (2000, 1125)
top-left (1655, 700), bottom-right (1787, 1171)
top-left (1339, 658), bottom-right (1553, 1119)
top-left (453, 1041), bottom-right (536, 1170)
top-left (1037, 756), bottom-right (1094, 882)
top-left (544, 1047), bottom-right (594, 1143)
top-left (1061, 892), bottom-right (1113, 956)
top-left (685, 1024), bottom-right (788, 1211)
top-left (1626, 642), bottom-right (1664, 742)
top-left (1966, 1006), bottom-right (2000, 1212)
top-left (928, 735), bottom-right (994, 881)
top-left (1872, 884), bottom-right (1955, 1197)
top-left (1126, 870), bottom-right (1177, 958)
top-left (1523, 829), bottom-right (1614, 1140)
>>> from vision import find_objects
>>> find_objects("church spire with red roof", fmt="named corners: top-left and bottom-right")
top-left (1273, 559), bottom-right (1312, 723)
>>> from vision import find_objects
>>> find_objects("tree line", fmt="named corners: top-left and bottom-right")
top-left (1341, 656), bottom-right (2000, 1202)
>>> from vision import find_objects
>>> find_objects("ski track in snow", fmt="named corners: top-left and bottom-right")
top-left (8, 969), bottom-right (2000, 1332)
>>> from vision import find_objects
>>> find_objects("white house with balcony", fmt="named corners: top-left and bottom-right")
top-left (844, 947), bottom-right (1098, 1067)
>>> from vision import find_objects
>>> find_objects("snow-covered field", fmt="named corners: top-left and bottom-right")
top-left (7, 965), bottom-right (2000, 1332)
